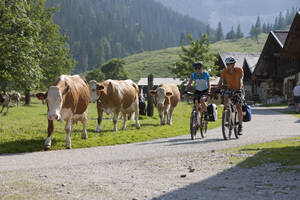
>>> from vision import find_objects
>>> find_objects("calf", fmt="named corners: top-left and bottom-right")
top-left (149, 83), bottom-right (180, 125)
top-left (9, 92), bottom-right (21, 107)
top-left (89, 79), bottom-right (140, 132)
top-left (139, 93), bottom-right (147, 115)
top-left (36, 75), bottom-right (90, 149)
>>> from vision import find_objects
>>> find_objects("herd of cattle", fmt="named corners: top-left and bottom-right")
top-left (0, 91), bottom-right (25, 114)
top-left (1, 75), bottom-right (221, 150)
top-left (33, 75), bottom-right (181, 150)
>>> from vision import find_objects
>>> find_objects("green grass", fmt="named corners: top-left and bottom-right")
top-left (222, 137), bottom-right (300, 171)
top-left (283, 110), bottom-right (300, 118)
top-left (0, 99), bottom-right (222, 154)
top-left (123, 34), bottom-right (268, 82)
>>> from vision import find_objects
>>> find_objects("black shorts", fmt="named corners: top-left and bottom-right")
top-left (194, 89), bottom-right (208, 104)
top-left (294, 96), bottom-right (300, 104)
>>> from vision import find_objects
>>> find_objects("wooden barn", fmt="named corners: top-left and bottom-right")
top-left (253, 11), bottom-right (300, 104)
top-left (252, 30), bottom-right (289, 103)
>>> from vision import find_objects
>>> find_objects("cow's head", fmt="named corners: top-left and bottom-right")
top-left (89, 80), bottom-right (106, 103)
top-left (36, 85), bottom-right (69, 121)
top-left (149, 87), bottom-right (172, 111)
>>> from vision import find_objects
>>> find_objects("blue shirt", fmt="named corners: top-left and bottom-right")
top-left (190, 71), bottom-right (210, 91)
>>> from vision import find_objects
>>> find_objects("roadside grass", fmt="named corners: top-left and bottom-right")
top-left (0, 99), bottom-right (222, 154)
top-left (221, 137), bottom-right (300, 172)
top-left (258, 103), bottom-right (288, 107)
top-left (282, 110), bottom-right (300, 118)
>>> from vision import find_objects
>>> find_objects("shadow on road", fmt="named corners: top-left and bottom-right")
top-left (150, 145), bottom-right (300, 200)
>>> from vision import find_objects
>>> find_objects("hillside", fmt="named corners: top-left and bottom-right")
top-left (124, 34), bottom-right (268, 82)
top-left (46, 0), bottom-right (208, 73)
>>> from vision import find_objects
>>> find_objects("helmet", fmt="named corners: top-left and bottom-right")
top-left (193, 61), bottom-right (203, 69)
top-left (225, 56), bottom-right (236, 64)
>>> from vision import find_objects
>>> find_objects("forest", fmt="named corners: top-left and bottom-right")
top-left (46, 0), bottom-right (209, 73)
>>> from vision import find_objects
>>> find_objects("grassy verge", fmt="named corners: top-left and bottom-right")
top-left (221, 137), bottom-right (300, 171)
top-left (0, 99), bottom-right (222, 154)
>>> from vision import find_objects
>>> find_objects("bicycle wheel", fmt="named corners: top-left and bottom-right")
top-left (190, 110), bottom-right (198, 140)
top-left (200, 113), bottom-right (208, 138)
top-left (222, 109), bottom-right (232, 140)
top-left (233, 112), bottom-right (239, 139)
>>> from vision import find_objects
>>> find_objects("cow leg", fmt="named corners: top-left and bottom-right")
top-left (167, 106), bottom-right (175, 125)
top-left (96, 103), bottom-right (103, 133)
top-left (65, 119), bottom-right (72, 149)
top-left (81, 112), bottom-right (88, 139)
top-left (162, 107), bottom-right (168, 125)
top-left (134, 102), bottom-right (141, 129)
top-left (44, 120), bottom-right (54, 150)
top-left (0, 105), bottom-right (4, 113)
top-left (122, 113), bottom-right (127, 130)
top-left (113, 112), bottom-right (118, 132)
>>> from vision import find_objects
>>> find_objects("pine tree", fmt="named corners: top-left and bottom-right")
top-left (225, 26), bottom-right (235, 40)
top-left (215, 22), bottom-right (224, 41)
top-left (278, 12), bottom-right (285, 29)
top-left (179, 32), bottom-right (186, 46)
top-left (236, 24), bottom-right (244, 38)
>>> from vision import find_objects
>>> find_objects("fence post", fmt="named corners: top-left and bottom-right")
top-left (147, 74), bottom-right (154, 116)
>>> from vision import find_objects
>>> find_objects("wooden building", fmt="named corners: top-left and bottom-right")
top-left (252, 30), bottom-right (289, 103)
top-left (253, 11), bottom-right (300, 104)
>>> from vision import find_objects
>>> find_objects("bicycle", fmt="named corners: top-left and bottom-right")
top-left (218, 89), bottom-right (242, 140)
top-left (187, 92), bottom-right (209, 140)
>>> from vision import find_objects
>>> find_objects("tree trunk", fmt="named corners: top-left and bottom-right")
top-left (25, 90), bottom-right (31, 105)
top-left (147, 74), bottom-right (154, 116)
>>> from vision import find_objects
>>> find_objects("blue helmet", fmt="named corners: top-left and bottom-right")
top-left (225, 56), bottom-right (236, 64)
top-left (193, 61), bottom-right (203, 69)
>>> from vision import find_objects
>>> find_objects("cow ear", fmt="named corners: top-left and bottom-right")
top-left (96, 84), bottom-right (104, 91)
top-left (149, 90), bottom-right (156, 96)
top-left (62, 85), bottom-right (70, 95)
top-left (166, 92), bottom-right (173, 96)
top-left (36, 92), bottom-right (47, 100)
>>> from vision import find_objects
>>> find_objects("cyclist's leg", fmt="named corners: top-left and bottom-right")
top-left (200, 96), bottom-right (208, 112)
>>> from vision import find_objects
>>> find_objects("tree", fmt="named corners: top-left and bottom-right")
top-left (101, 58), bottom-right (129, 80)
top-left (170, 34), bottom-right (218, 83)
top-left (215, 22), bottom-right (224, 41)
top-left (225, 26), bottom-right (235, 40)
top-left (236, 24), bottom-right (244, 38)
top-left (85, 68), bottom-right (105, 82)
top-left (179, 32), bottom-right (186, 46)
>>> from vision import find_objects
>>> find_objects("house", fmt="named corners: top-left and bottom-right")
top-left (280, 12), bottom-right (300, 103)
top-left (252, 30), bottom-right (289, 103)
top-left (253, 11), bottom-right (300, 104)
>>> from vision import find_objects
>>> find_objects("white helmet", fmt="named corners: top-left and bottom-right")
top-left (225, 56), bottom-right (236, 64)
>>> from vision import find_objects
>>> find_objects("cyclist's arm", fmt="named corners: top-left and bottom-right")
top-left (238, 68), bottom-right (244, 90)
top-left (185, 79), bottom-right (193, 92)
top-left (207, 79), bottom-right (211, 93)
top-left (217, 76), bottom-right (224, 89)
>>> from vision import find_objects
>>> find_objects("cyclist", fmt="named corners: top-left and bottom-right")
top-left (217, 56), bottom-right (244, 134)
top-left (184, 61), bottom-right (211, 120)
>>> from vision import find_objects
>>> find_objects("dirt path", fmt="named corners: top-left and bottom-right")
top-left (0, 107), bottom-right (299, 200)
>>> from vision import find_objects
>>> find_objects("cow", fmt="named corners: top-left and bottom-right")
top-left (36, 75), bottom-right (90, 150)
top-left (0, 91), bottom-right (10, 114)
top-left (9, 92), bottom-right (21, 107)
top-left (89, 79), bottom-right (140, 132)
top-left (149, 83), bottom-right (180, 125)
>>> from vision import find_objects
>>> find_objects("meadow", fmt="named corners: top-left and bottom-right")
top-left (0, 98), bottom-right (222, 154)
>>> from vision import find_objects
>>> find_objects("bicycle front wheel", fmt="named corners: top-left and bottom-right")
top-left (200, 113), bottom-right (208, 138)
top-left (222, 109), bottom-right (232, 140)
top-left (233, 112), bottom-right (239, 139)
top-left (190, 111), bottom-right (198, 140)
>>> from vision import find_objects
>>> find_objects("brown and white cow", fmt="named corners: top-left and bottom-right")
top-left (36, 75), bottom-right (90, 149)
top-left (0, 91), bottom-right (10, 114)
top-left (89, 79), bottom-right (140, 132)
top-left (149, 83), bottom-right (180, 125)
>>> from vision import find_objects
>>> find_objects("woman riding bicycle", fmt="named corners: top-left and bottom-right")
top-left (184, 61), bottom-right (211, 119)
top-left (217, 56), bottom-right (244, 134)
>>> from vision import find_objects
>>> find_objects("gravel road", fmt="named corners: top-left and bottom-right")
top-left (0, 107), bottom-right (300, 200)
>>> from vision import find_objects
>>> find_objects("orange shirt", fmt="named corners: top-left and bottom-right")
top-left (221, 67), bottom-right (244, 90)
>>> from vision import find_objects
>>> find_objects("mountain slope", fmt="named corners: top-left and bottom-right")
top-left (123, 34), bottom-right (268, 82)
top-left (46, 0), bottom-right (208, 73)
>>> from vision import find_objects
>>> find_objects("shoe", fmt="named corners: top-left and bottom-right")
top-left (238, 125), bottom-right (243, 135)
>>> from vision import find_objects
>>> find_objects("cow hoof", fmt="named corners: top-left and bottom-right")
top-left (44, 146), bottom-right (51, 151)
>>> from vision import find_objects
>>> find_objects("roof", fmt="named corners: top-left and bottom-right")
top-left (219, 52), bottom-right (260, 68)
top-left (137, 78), bottom-right (183, 86)
top-left (271, 30), bottom-right (289, 47)
top-left (282, 11), bottom-right (300, 57)
top-left (244, 54), bottom-right (260, 73)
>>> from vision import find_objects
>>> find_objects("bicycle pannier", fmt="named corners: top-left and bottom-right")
top-left (207, 103), bottom-right (217, 121)
top-left (242, 104), bottom-right (251, 122)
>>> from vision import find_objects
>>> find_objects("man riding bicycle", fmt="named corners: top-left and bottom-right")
top-left (184, 61), bottom-right (211, 120)
top-left (217, 56), bottom-right (244, 134)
